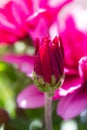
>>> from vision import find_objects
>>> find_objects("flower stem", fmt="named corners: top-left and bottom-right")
top-left (45, 92), bottom-right (53, 130)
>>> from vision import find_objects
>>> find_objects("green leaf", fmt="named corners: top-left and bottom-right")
top-left (0, 62), bottom-right (32, 118)
top-left (9, 117), bottom-right (29, 130)
top-left (0, 75), bottom-right (16, 118)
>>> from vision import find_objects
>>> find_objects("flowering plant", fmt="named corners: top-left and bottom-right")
top-left (1, 0), bottom-right (87, 130)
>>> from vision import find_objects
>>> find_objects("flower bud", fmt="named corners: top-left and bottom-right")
top-left (33, 36), bottom-right (64, 93)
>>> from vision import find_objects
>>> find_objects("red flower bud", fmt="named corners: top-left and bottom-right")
top-left (33, 36), bottom-right (64, 93)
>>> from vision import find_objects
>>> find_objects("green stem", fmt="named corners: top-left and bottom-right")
top-left (45, 93), bottom-right (53, 130)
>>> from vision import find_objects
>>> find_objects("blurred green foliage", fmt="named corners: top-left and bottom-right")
top-left (0, 61), bottom-right (32, 118)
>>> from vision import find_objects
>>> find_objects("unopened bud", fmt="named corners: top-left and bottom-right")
top-left (33, 36), bottom-right (64, 94)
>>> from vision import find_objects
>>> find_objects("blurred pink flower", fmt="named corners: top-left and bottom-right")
top-left (0, 0), bottom-right (44, 44)
top-left (0, 0), bottom-right (73, 44)
top-left (56, 6), bottom-right (87, 119)
top-left (58, 57), bottom-right (87, 120)
top-left (58, 6), bottom-right (87, 72)
top-left (62, 17), bottom-right (87, 70)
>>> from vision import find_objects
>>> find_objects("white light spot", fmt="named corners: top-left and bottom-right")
top-left (61, 120), bottom-right (78, 130)
top-left (0, 0), bottom-right (10, 7)
top-left (14, 41), bottom-right (26, 53)
top-left (21, 100), bottom-right (27, 108)
top-left (59, 85), bottom-right (81, 96)
top-left (49, 23), bottom-right (59, 40)
top-left (48, 0), bottom-right (65, 7)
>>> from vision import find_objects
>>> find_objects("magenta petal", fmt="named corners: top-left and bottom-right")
top-left (0, 29), bottom-right (17, 43)
top-left (64, 67), bottom-right (78, 75)
top-left (2, 54), bottom-right (35, 77)
top-left (53, 76), bottom-right (82, 100)
top-left (17, 84), bottom-right (44, 108)
top-left (62, 76), bottom-right (82, 91)
top-left (29, 18), bottom-right (48, 40)
top-left (57, 86), bottom-right (87, 120)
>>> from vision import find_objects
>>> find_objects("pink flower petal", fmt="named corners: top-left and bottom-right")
top-left (64, 67), bottom-right (78, 75)
top-left (17, 84), bottom-right (44, 108)
top-left (46, 0), bottom-right (73, 24)
top-left (2, 54), bottom-right (35, 77)
top-left (62, 76), bottom-right (82, 90)
top-left (59, 14), bottom-right (87, 69)
top-left (28, 18), bottom-right (48, 40)
top-left (0, 29), bottom-right (17, 43)
top-left (27, 0), bottom-right (73, 31)
top-left (0, 0), bottom-right (32, 38)
top-left (0, 0), bottom-right (73, 43)
top-left (57, 84), bottom-right (87, 120)
top-left (53, 76), bottom-right (82, 99)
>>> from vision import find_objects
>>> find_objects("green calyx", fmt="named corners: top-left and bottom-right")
top-left (32, 72), bottom-right (65, 96)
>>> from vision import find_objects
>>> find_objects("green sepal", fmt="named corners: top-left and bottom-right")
top-left (32, 72), bottom-right (65, 95)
